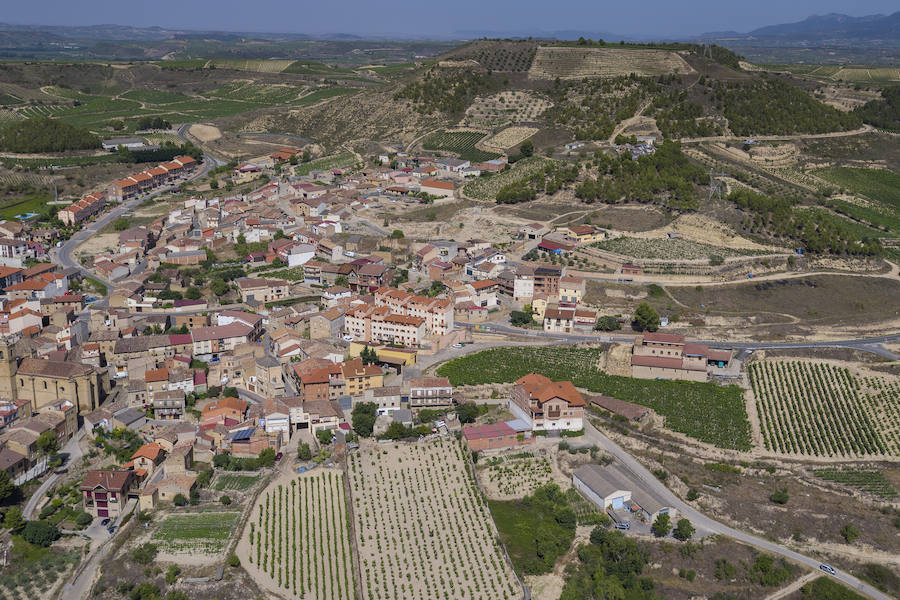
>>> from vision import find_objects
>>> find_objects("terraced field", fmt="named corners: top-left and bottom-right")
top-left (421, 130), bottom-right (500, 162)
top-left (462, 91), bottom-right (551, 127)
top-left (209, 59), bottom-right (296, 73)
top-left (529, 46), bottom-right (694, 80)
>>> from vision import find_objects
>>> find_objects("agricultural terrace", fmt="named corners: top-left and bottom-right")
top-left (208, 59), bottom-right (297, 73)
top-left (152, 511), bottom-right (240, 557)
top-left (592, 237), bottom-right (771, 260)
top-left (347, 439), bottom-right (519, 600)
top-left (528, 46), bottom-right (694, 79)
top-left (813, 469), bottom-right (898, 500)
top-left (462, 156), bottom-right (550, 200)
top-left (213, 472), bottom-right (261, 491)
top-left (749, 360), bottom-right (900, 457)
top-left (479, 452), bottom-right (554, 499)
top-left (813, 167), bottom-right (900, 212)
top-left (437, 346), bottom-right (751, 450)
top-left (421, 130), bottom-right (501, 162)
top-left (482, 126), bottom-right (540, 151)
top-left (462, 91), bottom-right (551, 127)
top-left (240, 470), bottom-right (354, 600)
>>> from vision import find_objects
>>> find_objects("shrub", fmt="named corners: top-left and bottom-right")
top-left (220, 495), bottom-right (232, 506)
top-left (297, 442), bottom-right (312, 460)
top-left (673, 518), bottom-right (695, 541)
top-left (75, 511), bottom-right (94, 527)
top-left (165, 565), bottom-right (181, 584)
top-left (228, 553), bottom-right (241, 567)
top-left (841, 523), bottom-right (860, 543)
top-left (686, 488), bottom-right (699, 501)
top-left (173, 493), bottom-right (187, 506)
top-left (652, 513), bottom-right (672, 537)
top-left (130, 543), bottom-right (158, 565)
top-left (770, 487), bottom-right (789, 505)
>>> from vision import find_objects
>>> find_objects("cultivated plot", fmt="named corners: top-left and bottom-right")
top-left (348, 439), bottom-right (519, 600)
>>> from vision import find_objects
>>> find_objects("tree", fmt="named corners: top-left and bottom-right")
top-left (22, 520), bottom-right (61, 547)
top-left (189, 489), bottom-right (199, 505)
top-left (75, 511), bottom-right (93, 527)
top-left (36, 430), bottom-right (59, 457)
top-left (455, 402), bottom-right (480, 424)
top-left (652, 513), bottom-right (672, 537)
top-left (222, 386), bottom-right (238, 398)
top-left (594, 315), bottom-right (621, 331)
top-left (520, 139), bottom-right (534, 157)
top-left (352, 402), bottom-right (377, 437)
top-left (633, 302), bottom-right (660, 332)
top-left (257, 448), bottom-right (276, 468)
top-left (220, 495), bottom-right (232, 506)
top-left (228, 553), bottom-right (241, 568)
top-left (113, 218), bottom-right (131, 231)
top-left (184, 286), bottom-right (202, 300)
top-left (316, 428), bottom-right (333, 446)
top-left (165, 564), bottom-right (181, 584)
top-left (0, 470), bottom-right (20, 506)
top-left (673, 518), bottom-right (695, 541)
top-left (390, 229), bottom-right (405, 239)
top-left (297, 442), bottom-right (312, 460)
top-left (510, 310), bottom-right (534, 326)
top-left (334, 275), bottom-right (349, 287)
top-left (173, 493), bottom-right (187, 506)
top-left (210, 277), bottom-right (228, 297)
top-left (3, 506), bottom-right (24, 531)
top-left (769, 487), bottom-right (789, 505)
top-left (360, 345), bottom-right (377, 365)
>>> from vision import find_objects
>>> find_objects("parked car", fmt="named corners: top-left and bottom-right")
top-left (452, 343), bottom-right (463, 348)
top-left (275, 452), bottom-right (283, 461)
top-left (100, 518), bottom-right (110, 527)
top-left (819, 564), bottom-right (836, 575)
top-left (614, 522), bottom-right (630, 530)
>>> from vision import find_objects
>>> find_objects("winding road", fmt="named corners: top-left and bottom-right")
top-left (581, 421), bottom-right (892, 600)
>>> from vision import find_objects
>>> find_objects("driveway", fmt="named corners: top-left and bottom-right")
top-left (23, 430), bottom-right (85, 519)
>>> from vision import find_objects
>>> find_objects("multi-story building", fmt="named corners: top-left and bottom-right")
top-left (508, 373), bottom-right (584, 431)
top-left (235, 277), bottom-right (289, 304)
top-left (373, 287), bottom-right (454, 337)
top-left (408, 376), bottom-right (453, 409)
top-left (81, 470), bottom-right (136, 519)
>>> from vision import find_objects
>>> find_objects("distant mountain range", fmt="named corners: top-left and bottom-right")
top-left (702, 11), bottom-right (900, 46)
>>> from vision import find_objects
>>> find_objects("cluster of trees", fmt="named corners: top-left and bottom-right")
top-left (135, 116), bottom-right (170, 130)
top-left (377, 421), bottom-right (432, 440)
top-left (359, 346), bottom-right (378, 365)
top-left (633, 302), bottom-right (661, 332)
top-left (125, 142), bottom-right (202, 164)
top-left (212, 448), bottom-right (276, 471)
top-left (351, 402), bottom-right (377, 437)
top-left (0, 118), bottom-right (100, 152)
top-left (651, 89), bottom-right (720, 138)
top-left (549, 76), bottom-right (649, 141)
top-left (728, 189), bottom-right (882, 255)
top-left (496, 162), bottom-right (580, 204)
top-left (712, 78), bottom-right (862, 136)
top-left (854, 86), bottom-right (900, 132)
top-left (559, 525), bottom-right (654, 600)
top-left (515, 483), bottom-right (577, 574)
top-left (575, 141), bottom-right (708, 211)
top-left (395, 68), bottom-right (496, 114)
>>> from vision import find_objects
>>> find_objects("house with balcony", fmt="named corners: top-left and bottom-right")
top-left (81, 469), bottom-right (136, 519)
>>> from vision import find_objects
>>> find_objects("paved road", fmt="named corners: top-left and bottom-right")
top-left (581, 421), bottom-right (891, 600)
top-left (457, 321), bottom-right (900, 358)
top-left (23, 430), bottom-right (85, 519)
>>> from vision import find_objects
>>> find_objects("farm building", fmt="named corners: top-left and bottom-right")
top-left (631, 332), bottom-right (733, 382)
top-left (589, 395), bottom-right (650, 422)
top-left (420, 179), bottom-right (455, 199)
top-left (462, 420), bottom-right (533, 452)
top-left (509, 373), bottom-right (584, 431)
top-left (573, 463), bottom-right (677, 524)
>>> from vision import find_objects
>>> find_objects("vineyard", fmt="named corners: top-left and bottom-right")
top-left (421, 130), bottom-right (500, 162)
top-left (462, 92), bottom-right (551, 127)
top-left (749, 360), bottom-right (900, 457)
top-left (528, 46), bottom-right (694, 80)
top-left (295, 152), bottom-right (357, 176)
top-left (208, 82), bottom-right (306, 104)
top-left (347, 439), bottom-right (519, 600)
top-left (213, 473), bottom-right (261, 491)
top-left (241, 470), bottom-right (354, 600)
top-left (812, 469), bottom-right (898, 499)
top-left (152, 511), bottom-right (240, 555)
top-left (437, 346), bottom-right (751, 450)
top-left (478, 452), bottom-right (554, 499)
top-left (481, 126), bottom-right (539, 151)
top-left (209, 59), bottom-right (297, 73)
top-left (0, 109), bottom-right (23, 125)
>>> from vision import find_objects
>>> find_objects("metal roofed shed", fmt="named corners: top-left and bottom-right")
top-left (573, 463), bottom-right (676, 524)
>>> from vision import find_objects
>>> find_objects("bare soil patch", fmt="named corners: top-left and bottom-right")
top-left (188, 124), bottom-right (222, 142)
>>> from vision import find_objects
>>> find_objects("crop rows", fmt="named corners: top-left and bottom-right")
top-left (209, 59), bottom-right (296, 73)
top-left (813, 469), bottom-right (898, 499)
top-left (438, 346), bottom-right (751, 450)
top-left (462, 156), bottom-right (549, 200)
top-left (213, 473), bottom-right (261, 491)
top-left (348, 439), bottom-right (518, 600)
top-left (152, 511), bottom-right (240, 555)
top-left (421, 130), bottom-right (500, 162)
top-left (480, 454), bottom-right (553, 498)
top-left (749, 360), bottom-right (898, 457)
top-left (246, 471), bottom-right (354, 600)
top-left (593, 236), bottom-right (769, 260)
top-left (208, 82), bottom-right (305, 104)
top-left (529, 46), bottom-right (692, 79)
top-left (295, 153), bottom-right (357, 176)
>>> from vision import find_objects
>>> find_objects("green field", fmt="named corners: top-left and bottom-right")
top-left (814, 167), bottom-right (900, 212)
top-left (152, 511), bottom-right (240, 554)
top-left (295, 87), bottom-right (356, 106)
top-left (121, 89), bottom-right (192, 104)
top-left (437, 346), bottom-right (751, 450)
top-left (283, 60), bottom-right (356, 75)
top-left (295, 152), bottom-right (356, 176)
top-left (422, 130), bottom-right (501, 162)
top-left (213, 473), bottom-right (261, 491)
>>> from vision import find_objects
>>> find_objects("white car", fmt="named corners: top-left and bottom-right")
top-left (342, 334), bottom-right (354, 342)
top-left (819, 564), bottom-right (836, 575)
top-left (452, 343), bottom-right (463, 349)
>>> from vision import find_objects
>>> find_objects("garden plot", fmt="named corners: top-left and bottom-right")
top-left (152, 511), bottom-right (240, 561)
top-left (528, 46), bottom-right (694, 80)
top-left (348, 438), bottom-right (519, 600)
top-left (481, 126), bottom-right (539, 151)
top-left (238, 469), bottom-right (354, 600)
top-left (462, 91), bottom-right (551, 127)
top-left (213, 473), bottom-right (261, 491)
top-left (749, 359), bottom-right (900, 458)
top-left (479, 452), bottom-right (554, 499)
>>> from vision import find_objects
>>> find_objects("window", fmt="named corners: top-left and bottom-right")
top-left (60, 386), bottom-right (65, 392)
top-left (43, 381), bottom-right (48, 389)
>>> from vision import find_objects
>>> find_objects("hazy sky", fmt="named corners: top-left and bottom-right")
top-left (3, 0), bottom-right (898, 38)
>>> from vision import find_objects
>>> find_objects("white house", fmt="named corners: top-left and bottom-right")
top-left (286, 243), bottom-right (316, 267)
